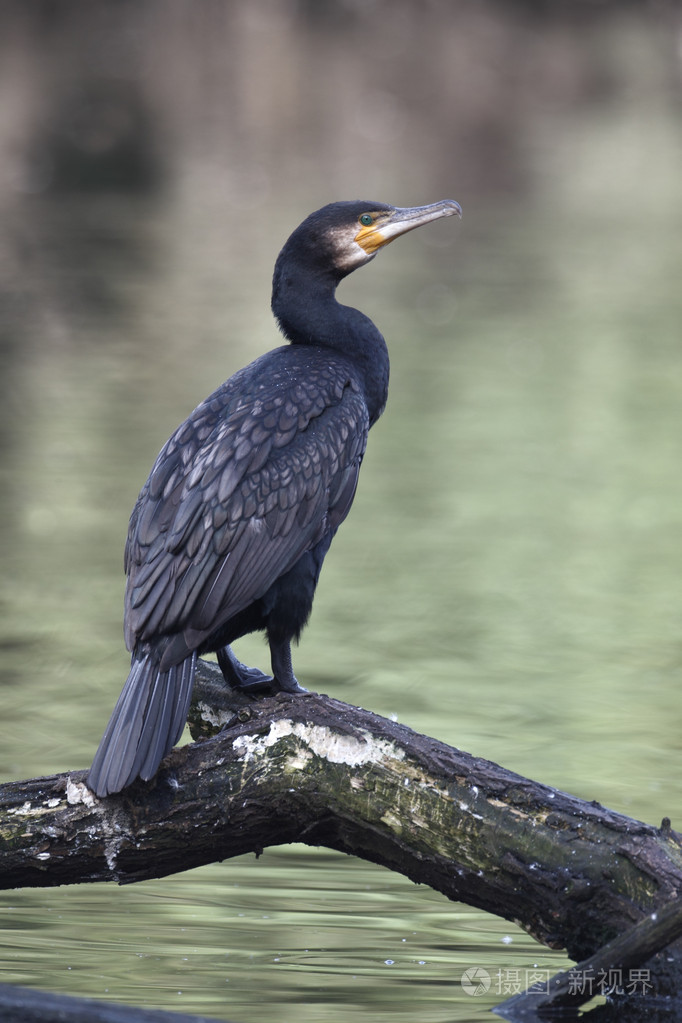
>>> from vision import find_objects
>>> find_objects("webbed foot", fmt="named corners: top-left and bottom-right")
top-left (270, 639), bottom-right (308, 694)
top-left (217, 646), bottom-right (275, 694)
top-left (217, 641), bottom-right (308, 696)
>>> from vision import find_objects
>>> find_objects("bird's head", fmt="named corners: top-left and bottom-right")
top-left (277, 199), bottom-right (462, 281)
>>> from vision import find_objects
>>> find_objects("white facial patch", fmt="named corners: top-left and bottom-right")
top-left (326, 223), bottom-right (377, 272)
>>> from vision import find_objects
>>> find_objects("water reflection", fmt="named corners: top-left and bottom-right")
top-left (1, 3), bottom-right (681, 1021)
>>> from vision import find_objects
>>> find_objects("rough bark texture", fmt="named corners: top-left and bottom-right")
top-left (2, 659), bottom-right (682, 979)
top-left (496, 898), bottom-right (682, 1014)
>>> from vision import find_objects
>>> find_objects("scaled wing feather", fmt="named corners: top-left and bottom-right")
top-left (124, 350), bottom-right (369, 661)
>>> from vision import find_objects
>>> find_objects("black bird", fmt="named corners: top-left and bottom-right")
top-left (88, 199), bottom-right (461, 797)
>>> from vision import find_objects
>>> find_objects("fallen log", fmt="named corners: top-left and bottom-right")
top-left (0, 981), bottom-right (233, 1023)
top-left (2, 659), bottom-right (682, 1004)
top-left (495, 898), bottom-right (682, 1016)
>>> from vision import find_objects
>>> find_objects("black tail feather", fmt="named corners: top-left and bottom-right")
top-left (87, 651), bottom-right (197, 797)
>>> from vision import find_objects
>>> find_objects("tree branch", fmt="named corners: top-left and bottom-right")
top-left (2, 659), bottom-right (682, 979)
top-left (0, 981), bottom-right (234, 1023)
top-left (495, 898), bottom-right (682, 1016)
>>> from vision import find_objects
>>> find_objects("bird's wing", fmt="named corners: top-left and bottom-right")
top-left (123, 355), bottom-right (368, 655)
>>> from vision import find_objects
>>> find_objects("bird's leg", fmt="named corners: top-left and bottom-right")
top-left (269, 638), bottom-right (308, 694)
top-left (216, 645), bottom-right (274, 694)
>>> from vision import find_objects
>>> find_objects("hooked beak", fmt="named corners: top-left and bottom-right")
top-left (355, 200), bottom-right (462, 255)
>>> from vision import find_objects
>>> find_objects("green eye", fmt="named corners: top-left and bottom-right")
top-left (359, 213), bottom-right (374, 227)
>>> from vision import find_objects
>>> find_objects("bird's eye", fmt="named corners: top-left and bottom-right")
top-left (359, 213), bottom-right (374, 227)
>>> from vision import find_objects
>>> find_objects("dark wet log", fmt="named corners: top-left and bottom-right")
top-left (0, 980), bottom-right (232, 1022)
top-left (495, 898), bottom-right (682, 1017)
top-left (2, 659), bottom-right (682, 989)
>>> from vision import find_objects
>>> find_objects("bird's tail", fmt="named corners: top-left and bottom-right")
top-left (87, 650), bottom-right (197, 798)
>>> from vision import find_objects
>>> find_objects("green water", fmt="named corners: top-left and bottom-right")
top-left (1, 25), bottom-right (682, 1019)
top-left (0, 851), bottom-right (558, 1022)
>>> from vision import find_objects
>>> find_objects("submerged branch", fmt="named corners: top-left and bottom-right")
top-left (0, 980), bottom-right (234, 1023)
top-left (495, 898), bottom-right (682, 1016)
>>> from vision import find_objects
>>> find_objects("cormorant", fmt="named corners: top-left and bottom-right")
top-left (88, 198), bottom-right (461, 797)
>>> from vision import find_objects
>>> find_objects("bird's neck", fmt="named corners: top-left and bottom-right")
top-left (272, 264), bottom-right (390, 425)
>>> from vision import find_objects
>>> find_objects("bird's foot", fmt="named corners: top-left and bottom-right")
top-left (275, 675), bottom-right (308, 695)
top-left (217, 646), bottom-right (275, 694)
top-left (269, 640), bottom-right (308, 694)
top-left (217, 645), bottom-right (308, 696)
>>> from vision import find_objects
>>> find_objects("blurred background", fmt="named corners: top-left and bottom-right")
top-left (1, 1), bottom-right (681, 1021)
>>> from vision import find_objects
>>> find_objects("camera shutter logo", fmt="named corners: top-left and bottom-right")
top-left (461, 966), bottom-right (492, 996)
